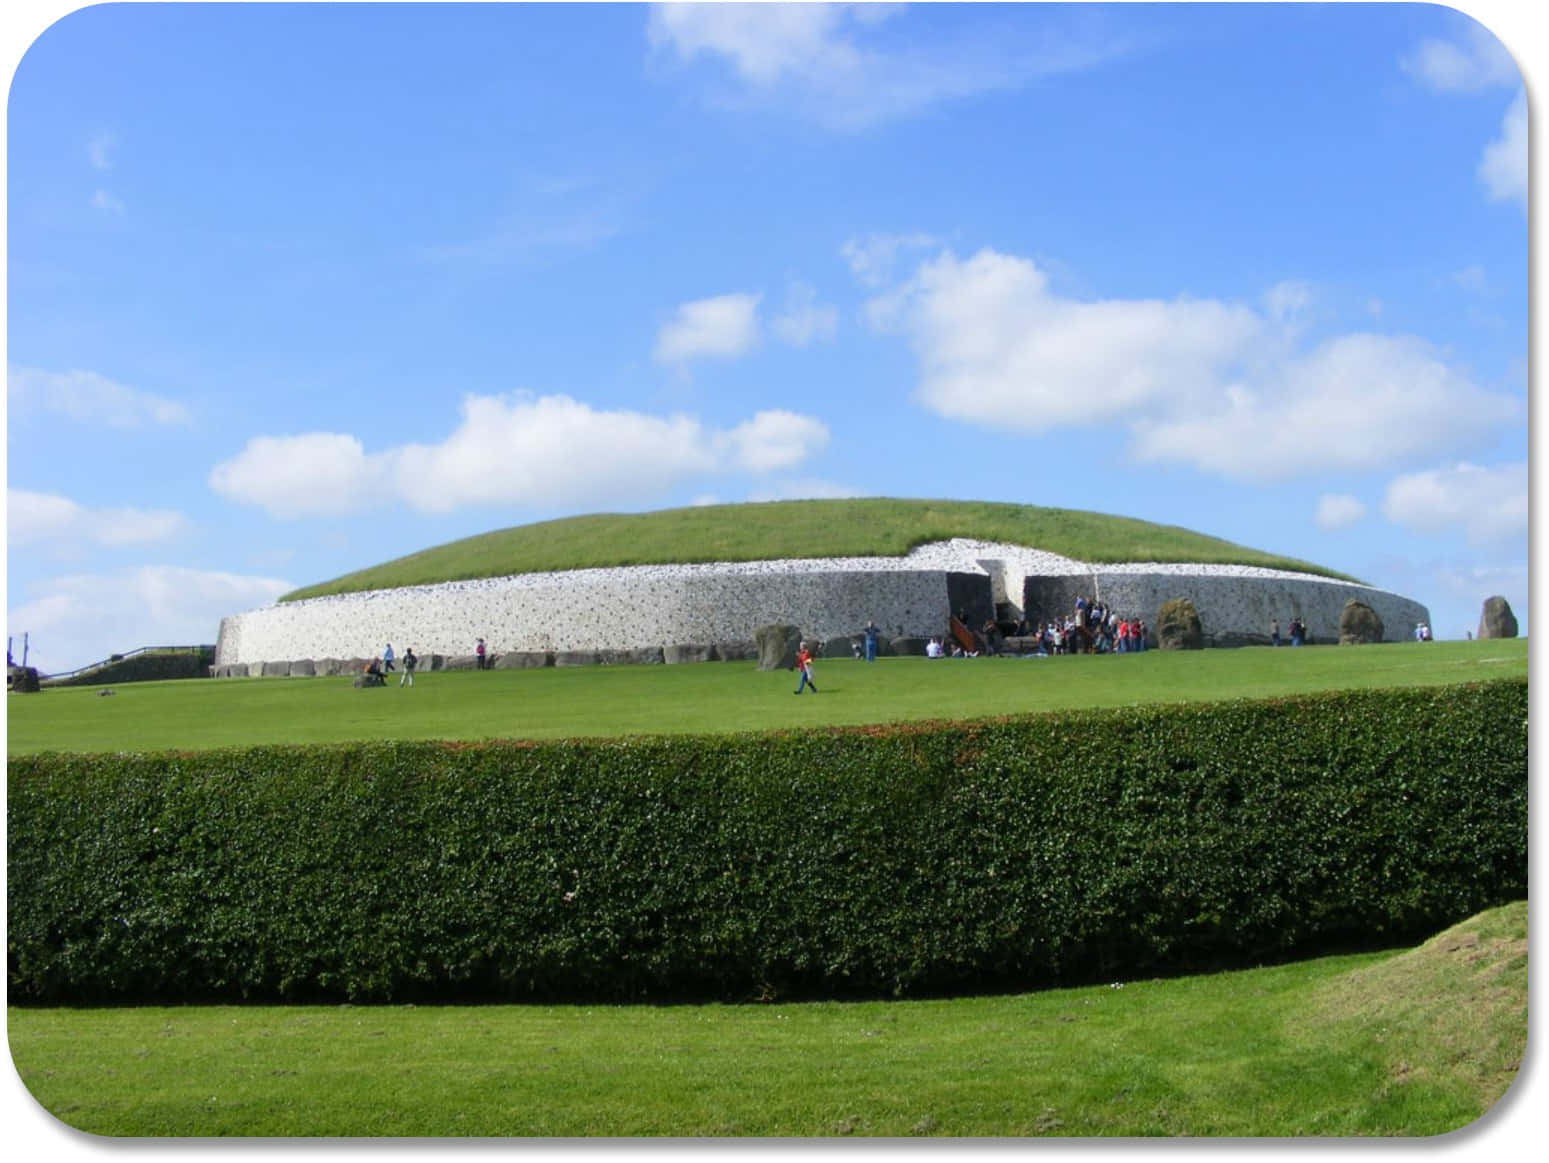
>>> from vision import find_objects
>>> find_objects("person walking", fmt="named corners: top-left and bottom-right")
top-left (475, 637), bottom-right (487, 670)
top-left (1271, 619), bottom-right (1281, 647)
top-left (400, 647), bottom-right (417, 687)
top-left (793, 641), bottom-right (818, 694)
top-left (383, 643), bottom-right (396, 673)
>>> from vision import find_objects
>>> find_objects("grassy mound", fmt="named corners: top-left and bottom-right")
top-left (42, 647), bottom-right (214, 688)
top-left (280, 498), bottom-right (1358, 602)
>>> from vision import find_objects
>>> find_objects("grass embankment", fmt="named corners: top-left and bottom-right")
top-left (8, 902), bottom-right (1524, 1136)
top-left (6, 638), bottom-right (1523, 756)
top-left (279, 497), bottom-right (1358, 601)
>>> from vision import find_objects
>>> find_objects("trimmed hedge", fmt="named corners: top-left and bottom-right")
top-left (8, 680), bottom-right (1526, 1004)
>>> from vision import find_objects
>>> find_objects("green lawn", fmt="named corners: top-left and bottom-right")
top-left (8, 902), bottom-right (1524, 1136)
top-left (281, 497), bottom-right (1358, 600)
top-left (7, 638), bottom-right (1526, 755)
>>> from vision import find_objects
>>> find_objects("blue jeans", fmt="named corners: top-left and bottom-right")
top-left (864, 638), bottom-right (877, 661)
top-left (795, 667), bottom-right (817, 693)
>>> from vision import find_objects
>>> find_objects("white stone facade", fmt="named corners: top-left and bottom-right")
top-left (213, 539), bottom-right (1430, 669)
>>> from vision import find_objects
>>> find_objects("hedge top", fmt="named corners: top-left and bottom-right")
top-left (280, 498), bottom-right (1357, 602)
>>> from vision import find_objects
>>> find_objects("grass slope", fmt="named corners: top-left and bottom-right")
top-left (9, 902), bottom-right (1524, 1136)
top-left (279, 498), bottom-right (1359, 601)
top-left (6, 639), bottom-right (1524, 756)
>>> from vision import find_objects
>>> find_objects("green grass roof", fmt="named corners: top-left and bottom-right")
top-left (280, 497), bottom-right (1360, 602)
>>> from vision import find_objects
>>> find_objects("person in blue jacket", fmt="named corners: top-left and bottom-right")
top-left (862, 619), bottom-right (882, 662)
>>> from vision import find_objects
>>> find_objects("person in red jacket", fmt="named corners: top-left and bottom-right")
top-left (793, 642), bottom-right (818, 694)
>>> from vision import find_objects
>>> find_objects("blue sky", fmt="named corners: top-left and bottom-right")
top-left (4, 1), bottom-right (1533, 674)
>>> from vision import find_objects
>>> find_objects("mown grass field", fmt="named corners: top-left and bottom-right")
top-left (6, 638), bottom-right (1524, 756)
top-left (8, 902), bottom-right (1525, 1136)
top-left (280, 496), bottom-right (1358, 600)
top-left (7, 637), bottom-right (1528, 1137)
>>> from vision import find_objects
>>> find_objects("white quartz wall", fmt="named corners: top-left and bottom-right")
top-left (1024, 567), bottom-right (1429, 645)
top-left (213, 540), bottom-right (1431, 666)
top-left (216, 564), bottom-right (954, 666)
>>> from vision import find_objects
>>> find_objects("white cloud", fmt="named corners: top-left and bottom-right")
top-left (868, 247), bottom-right (1262, 432)
top-left (1131, 332), bottom-right (1520, 480)
top-left (1263, 280), bottom-right (1313, 329)
top-left (650, 2), bottom-right (859, 88)
top-left (6, 566), bottom-right (294, 675)
top-left (1452, 264), bottom-right (1489, 294)
top-left (87, 131), bottom-right (116, 170)
top-left (1381, 461), bottom-right (1528, 544)
top-left (7, 490), bottom-right (187, 549)
top-left (209, 393), bottom-right (831, 518)
top-left (1478, 89), bottom-right (1527, 211)
top-left (841, 232), bottom-right (938, 288)
top-left (8, 366), bottom-right (191, 428)
top-left (91, 188), bottom-right (126, 214)
top-left (863, 245), bottom-right (1522, 482)
top-left (208, 432), bottom-right (388, 519)
top-left (721, 410), bottom-right (831, 472)
top-left (1430, 559), bottom-right (1528, 601)
top-left (746, 477), bottom-right (866, 503)
top-left (420, 175), bottom-right (625, 265)
top-left (653, 292), bottom-right (762, 364)
top-left (648, 2), bottom-right (1129, 131)
top-left (1313, 493), bottom-right (1367, 531)
top-left (1400, 22), bottom-right (1519, 92)
top-left (771, 281), bottom-right (838, 347)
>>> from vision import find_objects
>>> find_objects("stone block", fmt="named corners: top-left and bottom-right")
top-left (554, 650), bottom-right (600, 667)
top-left (890, 636), bottom-right (928, 656)
top-left (261, 660), bottom-right (292, 677)
top-left (495, 651), bottom-right (552, 669)
top-left (664, 643), bottom-right (715, 664)
top-left (755, 624), bottom-right (802, 671)
top-left (629, 646), bottom-right (666, 665)
top-left (714, 640), bottom-right (757, 661)
top-left (288, 659), bottom-right (316, 677)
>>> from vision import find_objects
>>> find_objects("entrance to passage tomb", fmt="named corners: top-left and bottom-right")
top-left (975, 558), bottom-right (1027, 626)
top-left (946, 572), bottom-right (996, 630)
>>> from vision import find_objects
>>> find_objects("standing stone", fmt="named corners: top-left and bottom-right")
top-left (1156, 598), bottom-right (1204, 650)
top-left (1477, 596), bottom-right (1518, 639)
top-left (1338, 599), bottom-right (1385, 645)
top-left (755, 624), bottom-right (803, 671)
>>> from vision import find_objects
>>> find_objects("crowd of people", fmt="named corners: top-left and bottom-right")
top-left (1003, 596), bottom-right (1150, 657)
